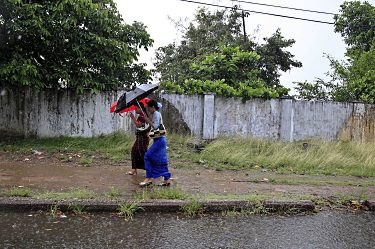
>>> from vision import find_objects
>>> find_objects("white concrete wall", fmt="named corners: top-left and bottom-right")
top-left (2, 88), bottom-right (375, 142)
top-left (161, 94), bottom-right (204, 136)
top-left (292, 100), bottom-right (353, 141)
top-left (0, 88), bottom-right (132, 137)
top-left (0, 89), bottom-right (25, 135)
top-left (213, 97), bottom-right (281, 140)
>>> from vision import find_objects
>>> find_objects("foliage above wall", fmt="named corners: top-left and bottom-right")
top-left (161, 46), bottom-right (289, 99)
top-left (155, 7), bottom-right (301, 99)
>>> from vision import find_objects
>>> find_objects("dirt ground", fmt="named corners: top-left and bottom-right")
top-left (1, 151), bottom-right (374, 200)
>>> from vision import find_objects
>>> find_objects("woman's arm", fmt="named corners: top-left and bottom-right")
top-left (144, 112), bottom-right (160, 129)
top-left (143, 114), bottom-right (154, 128)
top-left (128, 112), bottom-right (143, 127)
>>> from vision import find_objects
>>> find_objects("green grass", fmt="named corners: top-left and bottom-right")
top-left (36, 188), bottom-right (96, 200)
top-left (134, 187), bottom-right (190, 201)
top-left (117, 202), bottom-right (143, 220)
top-left (181, 199), bottom-right (204, 216)
top-left (2, 132), bottom-right (375, 177)
top-left (205, 193), bottom-right (271, 202)
top-left (7, 187), bottom-right (33, 197)
top-left (205, 193), bottom-right (326, 203)
top-left (70, 204), bottom-right (86, 214)
top-left (249, 177), bottom-right (375, 187)
top-left (105, 187), bottom-right (122, 198)
top-left (204, 192), bottom-right (374, 211)
top-left (166, 134), bottom-right (202, 164)
top-left (1, 131), bottom-right (134, 162)
top-left (221, 204), bottom-right (268, 216)
top-left (199, 137), bottom-right (375, 177)
top-left (79, 156), bottom-right (93, 166)
top-left (49, 205), bottom-right (60, 217)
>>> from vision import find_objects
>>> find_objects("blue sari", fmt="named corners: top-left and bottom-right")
top-left (144, 136), bottom-right (171, 180)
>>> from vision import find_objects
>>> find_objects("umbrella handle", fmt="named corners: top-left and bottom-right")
top-left (136, 100), bottom-right (147, 117)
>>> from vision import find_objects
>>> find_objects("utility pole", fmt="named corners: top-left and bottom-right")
top-left (242, 10), bottom-right (248, 42)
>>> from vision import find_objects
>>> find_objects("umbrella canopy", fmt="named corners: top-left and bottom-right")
top-left (115, 83), bottom-right (158, 113)
top-left (110, 98), bottom-right (150, 113)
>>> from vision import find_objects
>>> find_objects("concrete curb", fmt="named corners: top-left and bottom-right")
top-left (0, 197), bottom-right (315, 213)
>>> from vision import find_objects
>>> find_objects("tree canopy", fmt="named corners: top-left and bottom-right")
top-left (0, 0), bottom-right (153, 93)
top-left (162, 46), bottom-right (288, 99)
top-left (155, 7), bottom-right (302, 98)
top-left (296, 1), bottom-right (375, 103)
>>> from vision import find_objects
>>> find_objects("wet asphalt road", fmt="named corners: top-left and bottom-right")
top-left (0, 211), bottom-right (374, 249)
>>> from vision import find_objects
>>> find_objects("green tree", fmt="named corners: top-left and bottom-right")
top-left (162, 46), bottom-right (289, 99)
top-left (0, 0), bottom-right (153, 93)
top-left (154, 8), bottom-right (245, 85)
top-left (334, 0), bottom-right (374, 57)
top-left (296, 1), bottom-right (375, 103)
top-left (155, 7), bottom-right (301, 92)
top-left (255, 29), bottom-right (302, 88)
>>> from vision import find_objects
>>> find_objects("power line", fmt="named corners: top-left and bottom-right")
top-left (176, 0), bottom-right (335, 25)
top-left (225, 0), bottom-right (337, 15)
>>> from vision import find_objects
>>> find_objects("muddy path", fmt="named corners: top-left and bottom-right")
top-left (1, 152), bottom-right (374, 199)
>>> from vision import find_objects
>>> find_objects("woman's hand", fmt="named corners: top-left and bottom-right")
top-left (128, 111), bottom-right (139, 126)
top-left (143, 115), bottom-right (154, 128)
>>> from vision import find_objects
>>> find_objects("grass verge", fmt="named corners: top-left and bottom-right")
top-left (2, 133), bottom-right (375, 177)
top-left (199, 137), bottom-right (375, 177)
top-left (1, 132), bottom-right (134, 162)
top-left (105, 187), bottom-right (122, 199)
top-left (36, 188), bottom-right (96, 200)
top-left (133, 187), bottom-right (190, 201)
top-left (7, 187), bottom-right (33, 197)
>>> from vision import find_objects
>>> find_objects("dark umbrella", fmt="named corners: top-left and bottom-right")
top-left (110, 98), bottom-right (150, 114)
top-left (114, 83), bottom-right (158, 113)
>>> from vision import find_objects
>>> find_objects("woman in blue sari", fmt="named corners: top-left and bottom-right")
top-left (139, 100), bottom-right (171, 187)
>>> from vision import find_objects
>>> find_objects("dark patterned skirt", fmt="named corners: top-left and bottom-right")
top-left (131, 132), bottom-right (150, 170)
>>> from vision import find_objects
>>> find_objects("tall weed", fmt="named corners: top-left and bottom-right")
top-left (199, 137), bottom-right (375, 177)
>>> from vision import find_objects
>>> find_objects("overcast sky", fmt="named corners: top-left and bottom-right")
top-left (116, 0), bottom-right (355, 92)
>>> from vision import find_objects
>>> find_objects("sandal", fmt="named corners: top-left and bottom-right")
top-left (127, 171), bottom-right (137, 175)
top-left (139, 181), bottom-right (153, 187)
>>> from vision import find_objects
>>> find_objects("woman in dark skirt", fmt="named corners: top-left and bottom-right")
top-left (128, 103), bottom-right (150, 175)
